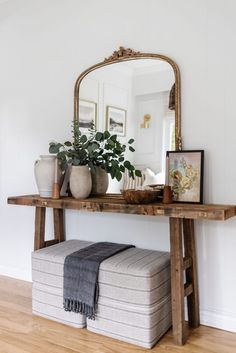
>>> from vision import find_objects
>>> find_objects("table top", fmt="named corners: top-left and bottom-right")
top-left (7, 194), bottom-right (236, 221)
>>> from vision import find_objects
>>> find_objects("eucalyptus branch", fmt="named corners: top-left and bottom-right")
top-left (49, 120), bottom-right (141, 181)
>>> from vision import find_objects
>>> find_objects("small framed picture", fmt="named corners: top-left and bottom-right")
top-left (166, 150), bottom-right (204, 203)
top-left (79, 99), bottom-right (97, 133)
top-left (106, 106), bottom-right (126, 136)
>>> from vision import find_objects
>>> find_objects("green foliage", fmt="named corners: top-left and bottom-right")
top-left (49, 120), bottom-right (90, 170)
top-left (49, 121), bottom-right (141, 181)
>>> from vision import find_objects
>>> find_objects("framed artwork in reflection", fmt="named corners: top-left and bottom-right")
top-left (106, 106), bottom-right (126, 136)
top-left (79, 99), bottom-right (97, 133)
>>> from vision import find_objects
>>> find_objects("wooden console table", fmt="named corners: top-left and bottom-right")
top-left (7, 194), bottom-right (236, 345)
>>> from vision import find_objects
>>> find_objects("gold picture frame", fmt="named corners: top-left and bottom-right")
top-left (78, 99), bottom-right (97, 133)
top-left (106, 105), bottom-right (126, 136)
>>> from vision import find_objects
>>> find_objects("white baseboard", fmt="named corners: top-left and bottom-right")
top-left (200, 308), bottom-right (236, 333)
top-left (0, 265), bottom-right (31, 282)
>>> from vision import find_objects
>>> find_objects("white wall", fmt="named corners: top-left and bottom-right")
top-left (134, 92), bottom-right (165, 172)
top-left (1, 0), bottom-right (236, 333)
top-left (132, 68), bottom-right (174, 173)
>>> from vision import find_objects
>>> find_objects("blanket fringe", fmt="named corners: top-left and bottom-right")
top-left (64, 298), bottom-right (97, 320)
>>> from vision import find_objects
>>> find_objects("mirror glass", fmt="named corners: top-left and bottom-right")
top-left (77, 58), bottom-right (178, 193)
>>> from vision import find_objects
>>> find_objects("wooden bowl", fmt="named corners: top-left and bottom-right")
top-left (122, 189), bottom-right (161, 204)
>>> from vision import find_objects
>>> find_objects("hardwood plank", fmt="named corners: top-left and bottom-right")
top-left (7, 195), bottom-right (236, 221)
top-left (183, 219), bottom-right (200, 328)
top-left (1, 276), bottom-right (236, 353)
top-left (169, 217), bottom-right (187, 345)
top-left (34, 207), bottom-right (45, 250)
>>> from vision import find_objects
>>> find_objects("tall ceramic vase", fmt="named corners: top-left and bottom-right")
top-left (91, 166), bottom-right (109, 195)
top-left (69, 165), bottom-right (92, 199)
top-left (34, 155), bottom-right (61, 197)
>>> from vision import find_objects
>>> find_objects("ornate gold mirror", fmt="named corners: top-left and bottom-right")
top-left (74, 47), bottom-right (181, 193)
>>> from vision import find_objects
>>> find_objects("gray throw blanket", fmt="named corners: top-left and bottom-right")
top-left (63, 242), bottom-right (134, 319)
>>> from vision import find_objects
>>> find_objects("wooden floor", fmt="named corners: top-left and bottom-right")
top-left (0, 276), bottom-right (236, 353)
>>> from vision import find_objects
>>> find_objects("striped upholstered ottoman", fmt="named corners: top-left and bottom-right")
top-left (32, 240), bottom-right (171, 348)
top-left (32, 239), bottom-right (93, 327)
top-left (87, 247), bottom-right (171, 348)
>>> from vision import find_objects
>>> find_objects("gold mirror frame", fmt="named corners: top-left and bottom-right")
top-left (74, 47), bottom-right (182, 150)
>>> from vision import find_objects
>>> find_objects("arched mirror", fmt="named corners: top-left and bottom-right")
top-left (74, 47), bottom-right (181, 193)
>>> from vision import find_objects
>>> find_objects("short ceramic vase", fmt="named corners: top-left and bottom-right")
top-left (91, 166), bottom-right (109, 195)
top-left (69, 165), bottom-right (92, 199)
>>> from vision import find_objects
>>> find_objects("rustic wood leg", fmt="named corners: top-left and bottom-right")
top-left (53, 208), bottom-right (65, 243)
top-left (183, 218), bottom-right (200, 328)
top-left (44, 209), bottom-right (65, 248)
top-left (34, 207), bottom-right (46, 250)
top-left (169, 217), bottom-right (187, 345)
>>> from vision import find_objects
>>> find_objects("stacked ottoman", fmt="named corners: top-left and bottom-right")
top-left (32, 240), bottom-right (171, 349)
top-left (32, 239), bottom-right (92, 328)
top-left (87, 246), bottom-right (171, 348)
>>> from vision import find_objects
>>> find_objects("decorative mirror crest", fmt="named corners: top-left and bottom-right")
top-left (104, 47), bottom-right (141, 62)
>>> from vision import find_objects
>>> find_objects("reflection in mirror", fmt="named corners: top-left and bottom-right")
top-left (78, 58), bottom-right (177, 193)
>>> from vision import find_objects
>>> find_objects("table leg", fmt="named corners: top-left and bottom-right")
top-left (34, 207), bottom-right (46, 250)
top-left (53, 208), bottom-right (65, 243)
top-left (34, 207), bottom-right (65, 250)
top-left (169, 217), bottom-right (187, 345)
top-left (183, 218), bottom-right (200, 328)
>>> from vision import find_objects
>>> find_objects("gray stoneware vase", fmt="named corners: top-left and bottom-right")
top-left (69, 165), bottom-right (92, 199)
top-left (91, 166), bottom-right (109, 195)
